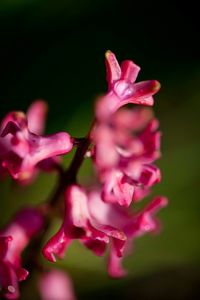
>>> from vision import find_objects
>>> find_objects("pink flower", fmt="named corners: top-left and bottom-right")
top-left (92, 107), bottom-right (161, 206)
top-left (42, 185), bottom-right (126, 262)
top-left (88, 191), bottom-right (168, 278)
top-left (0, 208), bottom-right (44, 299)
top-left (0, 101), bottom-right (73, 183)
top-left (38, 269), bottom-right (76, 300)
top-left (96, 51), bottom-right (160, 120)
top-left (42, 185), bottom-right (167, 278)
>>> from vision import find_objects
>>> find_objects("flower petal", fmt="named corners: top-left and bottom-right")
top-left (105, 50), bottom-right (121, 89)
top-left (27, 100), bottom-right (48, 135)
top-left (120, 60), bottom-right (140, 83)
top-left (42, 229), bottom-right (71, 262)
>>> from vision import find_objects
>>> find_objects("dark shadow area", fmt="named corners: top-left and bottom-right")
top-left (80, 265), bottom-right (200, 300)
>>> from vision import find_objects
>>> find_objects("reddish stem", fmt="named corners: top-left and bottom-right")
top-left (49, 136), bottom-right (90, 207)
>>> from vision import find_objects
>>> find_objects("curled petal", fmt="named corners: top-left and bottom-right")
top-left (0, 112), bottom-right (27, 134)
top-left (15, 267), bottom-right (29, 282)
top-left (82, 237), bottom-right (107, 256)
top-left (108, 242), bottom-right (127, 278)
top-left (42, 229), bottom-right (71, 262)
top-left (0, 122), bottom-right (20, 138)
top-left (102, 170), bottom-right (134, 207)
top-left (125, 196), bottom-right (168, 237)
top-left (139, 164), bottom-right (161, 187)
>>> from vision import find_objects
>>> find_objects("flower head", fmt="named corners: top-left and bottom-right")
top-left (96, 51), bottom-right (160, 120)
top-left (0, 101), bottom-right (73, 183)
top-left (42, 185), bottom-right (167, 278)
top-left (92, 107), bottom-right (161, 206)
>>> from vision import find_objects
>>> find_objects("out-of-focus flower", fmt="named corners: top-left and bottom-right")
top-left (0, 208), bottom-right (44, 299)
top-left (38, 269), bottom-right (76, 300)
top-left (96, 50), bottom-right (160, 120)
top-left (43, 185), bottom-right (167, 278)
top-left (0, 100), bottom-right (73, 183)
top-left (92, 107), bottom-right (161, 206)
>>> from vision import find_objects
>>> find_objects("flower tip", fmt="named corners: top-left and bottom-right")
top-left (31, 99), bottom-right (49, 116)
top-left (13, 111), bottom-right (26, 120)
top-left (18, 268), bottom-right (29, 281)
top-left (18, 171), bottom-right (32, 181)
top-left (108, 267), bottom-right (128, 279)
top-left (105, 50), bottom-right (117, 64)
top-left (151, 80), bottom-right (161, 93)
top-left (105, 50), bottom-right (113, 58)
top-left (154, 196), bottom-right (168, 209)
top-left (160, 197), bottom-right (168, 207)
top-left (42, 248), bottom-right (56, 263)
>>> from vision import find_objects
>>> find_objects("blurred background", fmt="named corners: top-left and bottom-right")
top-left (0, 1), bottom-right (199, 299)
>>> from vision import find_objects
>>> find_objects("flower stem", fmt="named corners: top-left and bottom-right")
top-left (49, 136), bottom-right (90, 207)
top-left (48, 118), bottom-right (95, 207)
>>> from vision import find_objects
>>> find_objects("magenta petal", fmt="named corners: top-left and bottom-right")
top-left (125, 196), bottom-right (168, 237)
top-left (144, 196), bottom-right (168, 215)
top-left (113, 80), bottom-right (160, 107)
top-left (0, 122), bottom-right (20, 138)
top-left (67, 185), bottom-right (90, 229)
top-left (102, 170), bottom-right (134, 207)
top-left (132, 80), bottom-right (161, 98)
top-left (42, 229), bottom-right (71, 262)
top-left (130, 95), bottom-right (154, 106)
top-left (13, 207), bottom-right (44, 237)
top-left (14, 131), bottom-right (73, 180)
top-left (0, 236), bottom-right (12, 258)
top-left (82, 238), bottom-right (107, 256)
top-left (139, 164), bottom-right (161, 187)
top-left (29, 132), bottom-right (73, 162)
top-left (0, 112), bottom-right (27, 133)
top-left (15, 267), bottom-right (29, 281)
top-left (120, 60), bottom-right (140, 83)
top-left (27, 100), bottom-right (48, 135)
top-left (105, 50), bottom-right (121, 89)
top-left (108, 242), bottom-right (127, 278)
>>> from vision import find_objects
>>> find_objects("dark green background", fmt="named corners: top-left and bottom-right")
top-left (0, 1), bottom-right (199, 299)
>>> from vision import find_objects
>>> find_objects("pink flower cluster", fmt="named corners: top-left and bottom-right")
top-left (0, 100), bottom-right (73, 183)
top-left (0, 51), bottom-right (167, 299)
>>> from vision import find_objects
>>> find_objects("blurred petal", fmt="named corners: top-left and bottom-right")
top-left (38, 269), bottom-right (76, 300)
top-left (27, 100), bottom-right (48, 135)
